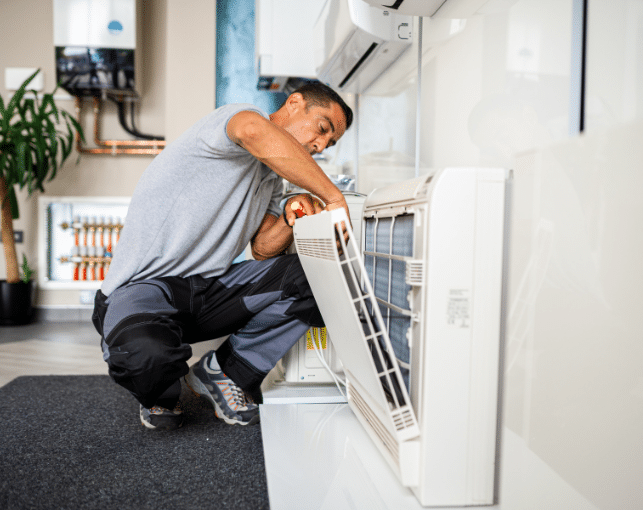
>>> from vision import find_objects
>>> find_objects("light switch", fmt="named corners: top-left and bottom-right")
top-left (5, 68), bottom-right (44, 91)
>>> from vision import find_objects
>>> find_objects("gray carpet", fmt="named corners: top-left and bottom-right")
top-left (0, 375), bottom-right (269, 510)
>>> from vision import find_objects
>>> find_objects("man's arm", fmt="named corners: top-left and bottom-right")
top-left (226, 110), bottom-right (348, 214)
top-left (251, 195), bottom-right (324, 260)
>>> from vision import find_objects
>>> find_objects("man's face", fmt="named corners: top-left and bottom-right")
top-left (283, 97), bottom-right (347, 156)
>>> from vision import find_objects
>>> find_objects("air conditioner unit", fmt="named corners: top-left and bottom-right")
top-left (363, 0), bottom-right (445, 16)
top-left (363, 0), bottom-right (492, 17)
top-left (293, 167), bottom-right (510, 506)
top-left (314, 0), bottom-right (413, 94)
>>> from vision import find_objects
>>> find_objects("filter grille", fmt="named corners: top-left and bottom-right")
top-left (364, 214), bottom-right (415, 391)
top-left (405, 259), bottom-right (425, 286)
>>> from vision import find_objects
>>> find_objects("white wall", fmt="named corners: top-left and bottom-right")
top-left (355, 0), bottom-right (643, 508)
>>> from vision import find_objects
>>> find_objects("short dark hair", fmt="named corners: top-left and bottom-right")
top-left (291, 81), bottom-right (353, 130)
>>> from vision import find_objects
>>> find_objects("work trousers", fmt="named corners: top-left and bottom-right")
top-left (92, 254), bottom-right (323, 409)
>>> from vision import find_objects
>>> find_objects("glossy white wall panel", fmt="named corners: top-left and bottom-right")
top-left (419, 0), bottom-right (572, 170)
top-left (507, 122), bottom-right (643, 509)
top-left (585, 0), bottom-right (643, 132)
top-left (425, 14), bottom-right (485, 168)
top-left (505, 0), bottom-right (572, 76)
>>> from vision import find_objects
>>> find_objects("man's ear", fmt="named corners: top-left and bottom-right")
top-left (287, 92), bottom-right (306, 114)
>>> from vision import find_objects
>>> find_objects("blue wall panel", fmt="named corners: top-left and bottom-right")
top-left (216, 0), bottom-right (286, 112)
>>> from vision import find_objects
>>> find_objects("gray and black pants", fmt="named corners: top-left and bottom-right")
top-left (92, 254), bottom-right (322, 409)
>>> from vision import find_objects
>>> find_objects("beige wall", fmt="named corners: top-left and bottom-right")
top-left (165, 0), bottom-right (216, 142)
top-left (0, 0), bottom-right (216, 305)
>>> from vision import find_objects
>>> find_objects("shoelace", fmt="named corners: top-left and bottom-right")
top-left (149, 402), bottom-right (181, 415)
top-left (220, 377), bottom-right (251, 410)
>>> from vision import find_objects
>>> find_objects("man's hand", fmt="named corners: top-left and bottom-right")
top-left (284, 194), bottom-right (324, 227)
top-left (323, 195), bottom-right (352, 251)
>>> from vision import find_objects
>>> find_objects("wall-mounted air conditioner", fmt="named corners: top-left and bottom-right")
top-left (294, 167), bottom-right (510, 506)
top-left (314, 0), bottom-right (413, 94)
top-left (363, 0), bottom-right (492, 17)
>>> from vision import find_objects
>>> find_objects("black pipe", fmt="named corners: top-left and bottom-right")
top-left (108, 96), bottom-right (164, 141)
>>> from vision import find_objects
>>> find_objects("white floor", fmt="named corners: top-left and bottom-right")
top-left (1, 323), bottom-right (599, 510)
top-left (259, 397), bottom-right (599, 510)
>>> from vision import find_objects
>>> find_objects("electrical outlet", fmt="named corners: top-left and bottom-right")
top-left (0, 230), bottom-right (23, 243)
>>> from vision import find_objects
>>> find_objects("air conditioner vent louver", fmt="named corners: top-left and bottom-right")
top-left (349, 381), bottom-right (399, 464)
top-left (393, 408), bottom-right (416, 430)
top-left (294, 239), bottom-right (336, 261)
top-left (339, 42), bottom-right (379, 88)
top-left (405, 259), bottom-right (424, 286)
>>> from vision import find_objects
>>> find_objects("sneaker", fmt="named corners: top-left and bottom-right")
top-left (140, 402), bottom-right (184, 430)
top-left (184, 353), bottom-right (260, 426)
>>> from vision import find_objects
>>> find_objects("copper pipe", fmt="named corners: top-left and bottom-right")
top-left (74, 97), bottom-right (165, 155)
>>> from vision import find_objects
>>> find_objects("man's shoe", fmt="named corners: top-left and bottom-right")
top-left (140, 402), bottom-right (184, 430)
top-left (184, 352), bottom-right (260, 426)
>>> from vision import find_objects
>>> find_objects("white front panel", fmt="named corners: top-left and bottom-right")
top-left (416, 168), bottom-right (507, 506)
top-left (585, 0), bottom-right (643, 133)
top-left (54, 0), bottom-right (136, 49)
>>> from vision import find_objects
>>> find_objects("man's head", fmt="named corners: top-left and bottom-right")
top-left (270, 82), bottom-right (353, 156)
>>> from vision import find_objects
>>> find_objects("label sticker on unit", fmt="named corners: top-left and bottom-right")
top-left (306, 327), bottom-right (327, 350)
top-left (447, 289), bottom-right (470, 328)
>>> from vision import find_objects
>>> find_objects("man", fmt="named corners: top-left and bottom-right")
top-left (92, 82), bottom-right (352, 430)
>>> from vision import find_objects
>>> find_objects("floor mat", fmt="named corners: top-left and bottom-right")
top-left (0, 375), bottom-right (269, 510)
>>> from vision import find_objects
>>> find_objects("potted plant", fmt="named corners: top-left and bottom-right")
top-left (0, 69), bottom-right (84, 325)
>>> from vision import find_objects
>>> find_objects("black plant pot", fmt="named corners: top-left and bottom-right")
top-left (0, 280), bottom-right (34, 326)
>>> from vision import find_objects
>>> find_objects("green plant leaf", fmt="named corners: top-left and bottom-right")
top-left (20, 254), bottom-right (35, 283)
top-left (57, 135), bottom-right (70, 173)
top-left (0, 68), bottom-right (82, 223)
top-left (41, 94), bottom-right (60, 124)
top-left (0, 152), bottom-right (7, 176)
top-left (8, 185), bottom-right (19, 220)
top-left (62, 110), bottom-right (85, 143)
top-left (15, 140), bottom-right (27, 187)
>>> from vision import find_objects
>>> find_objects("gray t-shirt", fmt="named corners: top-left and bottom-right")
top-left (101, 104), bottom-right (283, 296)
